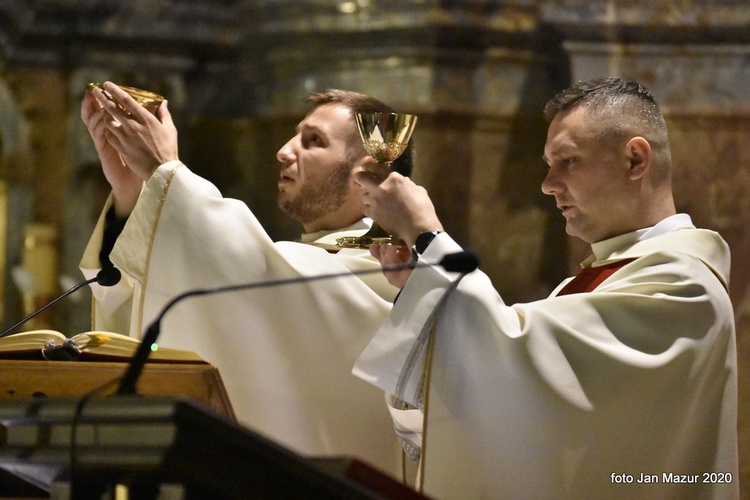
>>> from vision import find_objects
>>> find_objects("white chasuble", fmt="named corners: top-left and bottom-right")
top-left (354, 220), bottom-right (739, 499)
top-left (81, 162), bottom-right (403, 475)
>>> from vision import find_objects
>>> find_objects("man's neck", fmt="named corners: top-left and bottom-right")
top-left (301, 212), bottom-right (365, 234)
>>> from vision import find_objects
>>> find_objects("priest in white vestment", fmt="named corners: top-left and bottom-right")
top-left (79, 85), bottom-right (411, 476)
top-left (353, 77), bottom-right (739, 498)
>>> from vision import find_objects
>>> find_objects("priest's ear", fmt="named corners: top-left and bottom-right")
top-left (358, 154), bottom-right (379, 170)
top-left (626, 136), bottom-right (652, 180)
top-left (353, 155), bottom-right (391, 183)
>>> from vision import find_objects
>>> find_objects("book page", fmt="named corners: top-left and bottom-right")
top-left (74, 331), bottom-right (204, 362)
top-left (0, 330), bottom-right (66, 352)
top-left (0, 330), bottom-right (204, 363)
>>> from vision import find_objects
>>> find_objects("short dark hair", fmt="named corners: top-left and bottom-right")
top-left (543, 77), bottom-right (671, 168)
top-left (543, 77), bottom-right (661, 122)
top-left (305, 89), bottom-right (414, 177)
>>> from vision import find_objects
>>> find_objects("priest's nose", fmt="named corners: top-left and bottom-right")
top-left (276, 139), bottom-right (297, 165)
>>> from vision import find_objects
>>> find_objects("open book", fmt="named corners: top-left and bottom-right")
top-left (0, 330), bottom-right (205, 363)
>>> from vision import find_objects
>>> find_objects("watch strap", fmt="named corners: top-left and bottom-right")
top-left (413, 230), bottom-right (442, 256)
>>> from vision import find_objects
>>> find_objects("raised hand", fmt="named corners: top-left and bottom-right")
top-left (370, 244), bottom-right (413, 289)
top-left (356, 170), bottom-right (443, 249)
top-left (81, 89), bottom-right (142, 217)
top-left (89, 82), bottom-right (179, 183)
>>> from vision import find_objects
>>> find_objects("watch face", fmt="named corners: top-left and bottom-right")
top-left (415, 231), bottom-right (440, 254)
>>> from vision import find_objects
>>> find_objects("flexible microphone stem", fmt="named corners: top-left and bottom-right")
top-left (116, 251), bottom-right (479, 395)
top-left (0, 267), bottom-right (122, 339)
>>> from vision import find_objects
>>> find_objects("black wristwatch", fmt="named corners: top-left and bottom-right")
top-left (412, 230), bottom-right (442, 259)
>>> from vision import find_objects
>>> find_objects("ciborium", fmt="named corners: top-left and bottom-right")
top-left (336, 112), bottom-right (418, 248)
top-left (86, 83), bottom-right (164, 116)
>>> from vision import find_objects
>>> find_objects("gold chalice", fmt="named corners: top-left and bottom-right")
top-left (336, 112), bottom-right (418, 248)
top-left (86, 82), bottom-right (164, 116)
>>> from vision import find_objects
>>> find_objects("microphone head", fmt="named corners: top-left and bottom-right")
top-left (96, 267), bottom-right (122, 287)
top-left (439, 251), bottom-right (480, 274)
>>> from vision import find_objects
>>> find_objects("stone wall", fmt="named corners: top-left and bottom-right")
top-left (0, 0), bottom-right (747, 494)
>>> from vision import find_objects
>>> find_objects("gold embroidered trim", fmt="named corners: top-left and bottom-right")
top-left (90, 287), bottom-right (95, 328)
top-left (136, 164), bottom-right (181, 338)
top-left (416, 321), bottom-right (437, 493)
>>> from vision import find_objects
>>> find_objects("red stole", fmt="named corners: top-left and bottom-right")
top-left (556, 258), bottom-right (636, 296)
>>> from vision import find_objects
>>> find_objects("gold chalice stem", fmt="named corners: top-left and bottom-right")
top-left (358, 161), bottom-right (396, 242)
top-left (336, 112), bottom-right (418, 249)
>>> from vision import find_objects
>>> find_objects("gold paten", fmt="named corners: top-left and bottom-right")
top-left (86, 83), bottom-right (164, 115)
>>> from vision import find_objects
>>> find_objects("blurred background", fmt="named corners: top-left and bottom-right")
top-left (0, 0), bottom-right (747, 493)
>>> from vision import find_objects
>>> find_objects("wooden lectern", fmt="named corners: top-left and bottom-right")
top-left (0, 359), bottom-right (235, 420)
top-left (0, 360), bottom-right (427, 499)
top-left (0, 358), bottom-right (236, 498)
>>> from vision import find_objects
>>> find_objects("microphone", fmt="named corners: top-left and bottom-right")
top-left (438, 250), bottom-right (480, 274)
top-left (0, 267), bottom-right (122, 338)
top-left (116, 251), bottom-right (479, 395)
